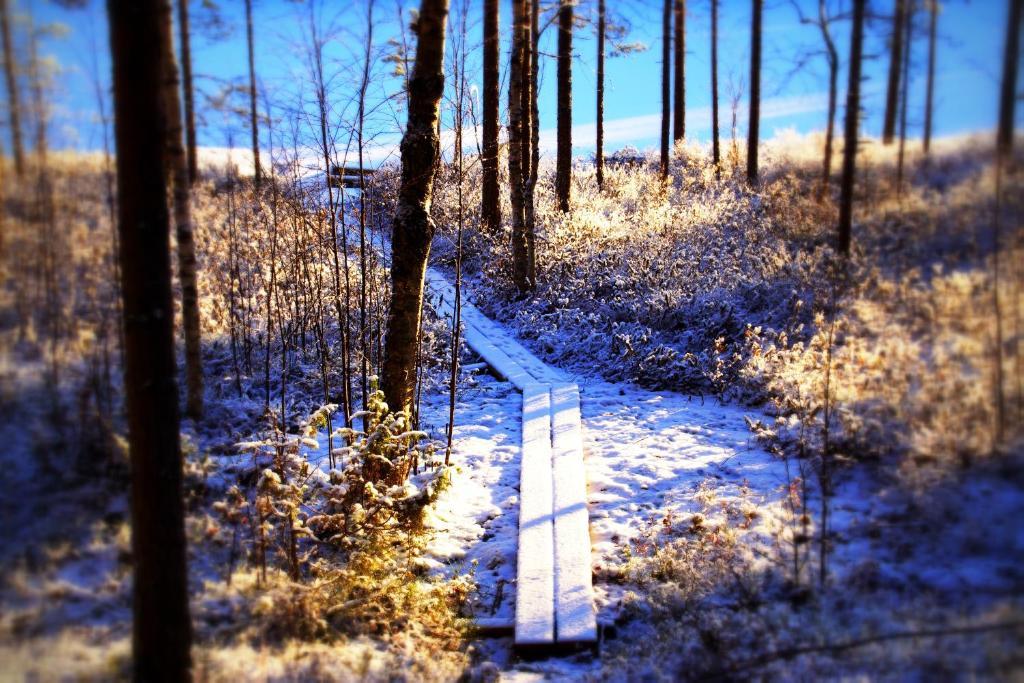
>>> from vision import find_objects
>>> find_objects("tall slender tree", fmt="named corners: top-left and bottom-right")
top-left (244, 0), bottom-right (261, 187)
top-left (381, 0), bottom-right (449, 421)
top-left (1, 0), bottom-right (23, 177)
top-left (661, 0), bottom-right (671, 181)
top-left (673, 0), bottom-right (685, 143)
top-left (508, 0), bottom-right (528, 292)
top-left (481, 0), bottom-right (500, 233)
top-left (556, 0), bottom-right (573, 212)
top-left (108, 0), bottom-right (192, 677)
top-left (922, 0), bottom-right (937, 156)
top-left (177, 0), bottom-right (197, 184)
top-left (596, 0), bottom-right (605, 188)
top-left (525, 0), bottom-right (539, 284)
top-left (793, 0), bottom-right (840, 194)
top-left (996, 0), bottom-right (1021, 160)
top-left (839, 0), bottom-right (867, 256)
top-left (896, 2), bottom-right (913, 191)
top-left (163, 0), bottom-right (203, 419)
top-left (882, 0), bottom-right (906, 145)
top-left (710, 0), bottom-right (720, 176)
top-left (747, 0), bottom-right (763, 185)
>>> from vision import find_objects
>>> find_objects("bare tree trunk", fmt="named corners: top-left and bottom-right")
top-left (0, 0), bottom-right (22, 177)
top-left (177, 0), bottom-right (197, 184)
top-left (818, 0), bottom-right (838, 196)
top-left (244, 0), bottom-right (261, 188)
top-left (596, 0), bottom-right (605, 189)
top-left (997, 0), bottom-right (1021, 159)
top-left (161, 0), bottom-right (203, 420)
top-left (747, 0), bottom-right (762, 185)
top-left (357, 0), bottom-right (375, 425)
top-left (922, 0), bottom-right (937, 156)
top-left (556, 0), bottom-right (572, 212)
top-left (838, 0), bottom-right (866, 256)
top-left (661, 0), bottom-right (671, 181)
top-left (673, 0), bottom-right (685, 144)
top-left (481, 0), bottom-right (500, 233)
top-left (711, 0), bottom-right (720, 176)
top-left (381, 0), bottom-right (449, 421)
top-left (108, 0), bottom-right (191, 677)
top-left (524, 0), bottom-right (537, 286)
top-left (882, 0), bottom-right (906, 145)
top-left (896, 3), bottom-right (913, 194)
top-left (509, 0), bottom-right (528, 292)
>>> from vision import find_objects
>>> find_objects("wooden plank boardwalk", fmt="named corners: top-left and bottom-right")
top-left (426, 270), bottom-right (597, 651)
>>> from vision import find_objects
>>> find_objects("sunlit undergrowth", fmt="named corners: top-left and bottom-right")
top-left (390, 133), bottom-right (1024, 484)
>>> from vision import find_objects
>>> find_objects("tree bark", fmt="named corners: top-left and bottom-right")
top-left (922, 0), bottom-right (937, 156)
top-left (0, 0), bottom-right (23, 177)
top-left (882, 0), bottom-right (906, 145)
top-left (711, 0), bottom-right (720, 176)
top-left (177, 0), bottom-right (197, 184)
top-left (896, 2), bottom-right (912, 192)
top-left (997, 0), bottom-right (1022, 160)
top-left (162, 0), bottom-right (203, 419)
top-left (244, 0), bottom-right (261, 187)
top-left (673, 0), bottom-right (685, 143)
top-left (661, 0), bottom-right (671, 181)
top-left (556, 0), bottom-right (572, 212)
top-left (108, 0), bottom-right (192, 678)
top-left (526, 0), bottom-right (539, 285)
top-left (381, 0), bottom-right (449, 420)
top-left (481, 0), bottom-right (500, 233)
top-left (596, 0), bottom-right (605, 188)
top-left (819, 0), bottom-right (838, 195)
top-left (508, 0), bottom-right (528, 292)
top-left (747, 0), bottom-right (762, 185)
top-left (839, 0), bottom-right (866, 256)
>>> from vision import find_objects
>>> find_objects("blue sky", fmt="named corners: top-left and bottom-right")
top-left (15, 0), bottom-right (1017, 159)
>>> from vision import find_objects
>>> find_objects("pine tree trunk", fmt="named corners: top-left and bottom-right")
top-left (177, 0), bottom-right (197, 184)
top-left (381, 0), bottom-right (449, 420)
top-left (747, 0), bottom-right (762, 185)
top-left (661, 0), bottom-right (671, 181)
top-left (839, 0), bottom-right (866, 256)
top-left (0, 0), bottom-right (23, 177)
top-left (596, 0), bottom-right (605, 189)
top-left (108, 0), bottom-right (192, 677)
top-left (997, 0), bottom-right (1022, 160)
top-left (882, 0), bottom-right (906, 145)
top-left (896, 3), bottom-right (913, 192)
top-left (820, 0), bottom-right (838, 195)
top-left (556, 0), bottom-right (572, 212)
top-left (711, 0), bottom-right (720, 176)
top-left (525, 0), bottom-right (539, 286)
top-left (162, 0), bottom-right (204, 419)
top-left (245, 0), bottom-right (262, 187)
top-left (508, 0), bottom-right (528, 292)
top-left (923, 0), bottom-right (937, 156)
top-left (481, 0), bottom-right (500, 233)
top-left (673, 0), bottom-right (685, 143)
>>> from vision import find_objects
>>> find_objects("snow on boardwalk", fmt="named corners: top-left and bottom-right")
top-left (426, 269), bottom-right (598, 650)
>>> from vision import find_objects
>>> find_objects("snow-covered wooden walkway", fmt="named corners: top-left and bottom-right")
top-left (426, 269), bottom-right (598, 651)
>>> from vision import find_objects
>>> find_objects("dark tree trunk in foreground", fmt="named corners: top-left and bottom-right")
top-left (107, 0), bottom-right (192, 678)
top-left (896, 3), bottom-right (913, 191)
top-left (382, 0), bottom-right (449, 419)
top-left (508, 0), bottom-right (528, 292)
top-left (661, 0), bottom-right (671, 181)
top-left (526, 0), bottom-right (539, 285)
top-left (245, 0), bottom-right (261, 187)
top-left (177, 0), bottom-right (197, 184)
top-left (997, 0), bottom-right (1022, 159)
top-left (556, 0), bottom-right (573, 212)
top-left (162, 0), bottom-right (203, 419)
top-left (747, 0), bottom-right (762, 185)
top-left (1, 0), bottom-right (23, 177)
top-left (481, 0), bottom-right (500, 233)
top-left (711, 0), bottom-right (720, 175)
top-left (819, 0), bottom-right (839, 195)
top-left (923, 0), bottom-right (937, 156)
top-left (673, 0), bottom-right (685, 143)
top-left (839, 0), bottom-right (866, 256)
top-left (882, 0), bottom-right (906, 145)
top-left (596, 0), bottom-right (605, 188)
